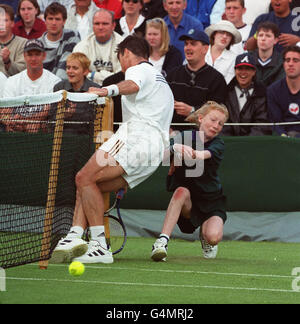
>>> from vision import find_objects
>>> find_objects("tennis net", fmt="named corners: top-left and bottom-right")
top-left (0, 91), bottom-right (108, 269)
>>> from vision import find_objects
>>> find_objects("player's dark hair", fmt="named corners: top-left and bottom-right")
top-left (117, 35), bottom-right (150, 59)
top-left (44, 2), bottom-right (67, 21)
top-left (257, 21), bottom-right (280, 38)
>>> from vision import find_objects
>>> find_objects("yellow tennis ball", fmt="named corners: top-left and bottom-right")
top-left (69, 261), bottom-right (85, 277)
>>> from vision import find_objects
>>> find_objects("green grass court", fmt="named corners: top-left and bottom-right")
top-left (1, 238), bottom-right (300, 304)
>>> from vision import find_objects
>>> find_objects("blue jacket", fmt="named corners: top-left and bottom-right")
top-left (185, 0), bottom-right (217, 29)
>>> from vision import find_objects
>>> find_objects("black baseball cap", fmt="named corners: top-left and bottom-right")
top-left (24, 39), bottom-right (45, 53)
top-left (235, 53), bottom-right (256, 69)
top-left (179, 29), bottom-right (210, 45)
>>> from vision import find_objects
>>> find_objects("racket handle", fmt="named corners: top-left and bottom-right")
top-left (117, 188), bottom-right (125, 200)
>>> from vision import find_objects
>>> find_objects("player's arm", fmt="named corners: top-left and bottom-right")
top-left (88, 80), bottom-right (139, 97)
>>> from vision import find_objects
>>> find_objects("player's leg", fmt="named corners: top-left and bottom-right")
top-left (72, 151), bottom-right (127, 264)
top-left (51, 151), bottom-right (125, 264)
top-left (200, 216), bottom-right (224, 259)
top-left (151, 187), bottom-right (192, 261)
top-left (75, 150), bottom-right (124, 226)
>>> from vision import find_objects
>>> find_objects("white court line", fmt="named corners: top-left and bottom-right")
top-left (27, 264), bottom-right (293, 279)
top-left (2, 276), bottom-right (298, 294)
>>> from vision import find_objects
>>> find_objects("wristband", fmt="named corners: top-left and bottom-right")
top-left (103, 84), bottom-right (119, 97)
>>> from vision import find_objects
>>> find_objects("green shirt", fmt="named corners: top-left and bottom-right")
top-left (167, 130), bottom-right (225, 196)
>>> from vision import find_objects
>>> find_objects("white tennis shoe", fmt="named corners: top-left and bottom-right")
top-left (50, 237), bottom-right (88, 264)
top-left (73, 240), bottom-right (113, 264)
top-left (199, 231), bottom-right (218, 259)
top-left (151, 238), bottom-right (168, 262)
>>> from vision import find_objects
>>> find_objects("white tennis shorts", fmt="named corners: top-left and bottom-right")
top-left (99, 121), bottom-right (166, 189)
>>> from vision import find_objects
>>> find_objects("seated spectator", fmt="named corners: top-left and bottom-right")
top-left (2, 39), bottom-right (61, 132)
top-left (224, 0), bottom-right (251, 55)
top-left (145, 17), bottom-right (182, 77)
top-left (205, 20), bottom-right (241, 84)
top-left (115, 0), bottom-right (146, 38)
top-left (13, 0), bottom-right (47, 40)
top-left (222, 53), bottom-right (271, 136)
top-left (54, 52), bottom-right (101, 92)
top-left (185, 0), bottom-right (226, 29)
top-left (39, 2), bottom-right (81, 80)
top-left (0, 4), bottom-right (27, 77)
top-left (166, 28), bottom-right (227, 131)
top-left (246, 0), bottom-right (300, 53)
top-left (65, 0), bottom-right (99, 41)
top-left (268, 46), bottom-right (300, 137)
top-left (38, 0), bottom-right (73, 17)
top-left (243, 0), bottom-right (270, 25)
top-left (93, 0), bottom-right (123, 20)
top-left (53, 52), bottom-right (101, 134)
top-left (163, 0), bottom-right (204, 61)
top-left (250, 22), bottom-right (285, 87)
top-left (142, 0), bottom-right (167, 20)
top-left (0, 72), bottom-right (7, 98)
top-left (73, 9), bottom-right (123, 86)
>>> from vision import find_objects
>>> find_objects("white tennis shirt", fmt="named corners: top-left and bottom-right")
top-left (121, 62), bottom-right (174, 144)
top-left (2, 69), bottom-right (61, 98)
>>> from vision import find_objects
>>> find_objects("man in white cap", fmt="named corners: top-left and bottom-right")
top-left (2, 39), bottom-right (61, 132)
top-left (3, 39), bottom-right (61, 98)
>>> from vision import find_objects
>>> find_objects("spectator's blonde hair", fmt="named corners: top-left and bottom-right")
top-left (146, 18), bottom-right (170, 57)
top-left (66, 52), bottom-right (91, 71)
top-left (185, 101), bottom-right (229, 127)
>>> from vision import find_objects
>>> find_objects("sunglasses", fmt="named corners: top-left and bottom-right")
top-left (124, 0), bottom-right (140, 3)
top-left (147, 18), bottom-right (164, 24)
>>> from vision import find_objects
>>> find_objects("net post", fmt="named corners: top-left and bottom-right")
top-left (94, 97), bottom-right (114, 247)
top-left (39, 91), bottom-right (67, 270)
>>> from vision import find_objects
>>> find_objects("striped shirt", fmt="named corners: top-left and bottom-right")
top-left (39, 29), bottom-right (81, 80)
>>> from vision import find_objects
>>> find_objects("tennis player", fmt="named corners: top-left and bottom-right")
top-left (151, 101), bottom-right (228, 261)
top-left (51, 35), bottom-right (174, 264)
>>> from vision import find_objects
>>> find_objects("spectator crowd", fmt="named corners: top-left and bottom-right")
top-left (1, 0), bottom-right (300, 137)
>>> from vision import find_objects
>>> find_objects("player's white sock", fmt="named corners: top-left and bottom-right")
top-left (159, 234), bottom-right (170, 244)
top-left (90, 226), bottom-right (107, 249)
top-left (67, 226), bottom-right (84, 239)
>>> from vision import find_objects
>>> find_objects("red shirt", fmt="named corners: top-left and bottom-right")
top-left (93, 0), bottom-right (123, 19)
top-left (13, 18), bottom-right (47, 40)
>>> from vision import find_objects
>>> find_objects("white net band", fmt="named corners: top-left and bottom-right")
top-left (0, 91), bottom-right (106, 108)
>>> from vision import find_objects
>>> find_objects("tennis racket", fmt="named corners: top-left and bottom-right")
top-left (104, 189), bottom-right (127, 255)
top-left (84, 189), bottom-right (127, 255)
